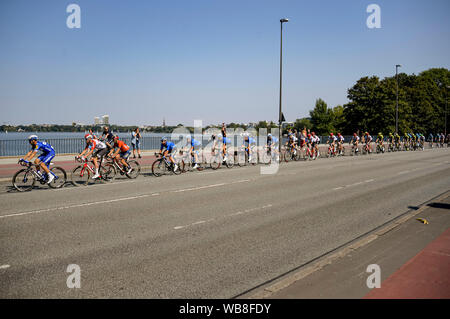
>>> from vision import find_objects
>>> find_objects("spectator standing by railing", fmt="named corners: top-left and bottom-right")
top-left (131, 127), bottom-right (142, 158)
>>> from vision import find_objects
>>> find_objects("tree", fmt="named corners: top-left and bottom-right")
top-left (309, 98), bottom-right (335, 135)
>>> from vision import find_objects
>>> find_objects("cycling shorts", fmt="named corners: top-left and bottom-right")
top-left (38, 151), bottom-right (55, 167)
top-left (120, 150), bottom-right (131, 159)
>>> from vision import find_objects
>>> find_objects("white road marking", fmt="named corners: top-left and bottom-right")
top-left (172, 183), bottom-right (226, 193)
top-left (173, 204), bottom-right (272, 230)
top-left (1, 179), bottom-right (253, 220)
top-left (333, 179), bottom-right (375, 191)
top-left (0, 265), bottom-right (10, 269)
top-left (0, 194), bottom-right (152, 219)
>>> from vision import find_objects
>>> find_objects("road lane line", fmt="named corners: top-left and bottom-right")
top-left (0, 265), bottom-right (10, 269)
top-left (333, 179), bottom-right (375, 191)
top-left (172, 183), bottom-right (226, 193)
top-left (0, 194), bottom-right (151, 219)
top-left (173, 204), bottom-right (272, 230)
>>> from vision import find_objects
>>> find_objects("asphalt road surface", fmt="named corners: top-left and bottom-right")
top-left (1, 148), bottom-right (449, 298)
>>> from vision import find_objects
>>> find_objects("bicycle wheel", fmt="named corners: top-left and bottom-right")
top-left (210, 156), bottom-right (221, 170)
top-left (48, 167), bottom-right (67, 189)
top-left (71, 165), bottom-right (90, 186)
top-left (101, 164), bottom-right (116, 182)
top-left (126, 160), bottom-right (140, 179)
top-left (180, 159), bottom-right (190, 173)
top-left (12, 169), bottom-right (36, 192)
top-left (152, 159), bottom-right (166, 177)
top-left (225, 155), bottom-right (234, 168)
top-left (261, 151), bottom-right (272, 165)
top-left (172, 162), bottom-right (182, 175)
top-left (237, 152), bottom-right (246, 167)
top-left (282, 151), bottom-right (290, 162)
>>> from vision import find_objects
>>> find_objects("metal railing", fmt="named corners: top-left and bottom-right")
top-left (0, 135), bottom-right (431, 157)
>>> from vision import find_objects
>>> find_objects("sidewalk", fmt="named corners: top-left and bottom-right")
top-left (250, 193), bottom-right (450, 299)
top-left (365, 227), bottom-right (450, 299)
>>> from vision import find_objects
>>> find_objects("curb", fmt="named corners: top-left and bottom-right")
top-left (239, 190), bottom-right (450, 299)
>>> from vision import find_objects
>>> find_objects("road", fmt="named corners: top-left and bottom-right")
top-left (0, 148), bottom-right (449, 298)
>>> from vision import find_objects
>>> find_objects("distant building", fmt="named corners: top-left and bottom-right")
top-left (162, 118), bottom-right (166, 127)
top-left (102, 115), bottom-right (109, 125)
top-left (94, 117), bottom-right (101, 125)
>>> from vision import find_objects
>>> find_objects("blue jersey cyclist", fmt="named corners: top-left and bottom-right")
top-left (160, 137), bottom-right (178, 171)
top-left (243, 135), bottom-right (256, 161)
top-left (187, 136), bottom-right (202, 169)
top-left (19, 135), bottom-right (56, 184)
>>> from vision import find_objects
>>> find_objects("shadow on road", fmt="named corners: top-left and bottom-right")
top-left (427, 202), bottom-right (450, 210)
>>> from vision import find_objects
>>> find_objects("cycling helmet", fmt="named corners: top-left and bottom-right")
top-left (28, 135), bottom-right (38, 141)
top-left (330, 133), bottom-right (334, 136)
top-left (113, 135), bottom-right (119, 140)
top-left (268, 133), bottom-right (272, 137)
top-left (353, 133), bottom-right (357, 136)
top-left (161, 136), bottom-right (167, 142)
top-left (307, 134), bottom-right (311, 138)
top-left (84, 134), bottom-right (92, 140)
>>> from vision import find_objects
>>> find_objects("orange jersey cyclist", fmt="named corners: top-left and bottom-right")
top-left (111, 135), bottom-right (132, 174)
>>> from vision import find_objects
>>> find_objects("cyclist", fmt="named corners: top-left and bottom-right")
top-left (221, 123), bottom-right (227, 162)
top-left (364, 132), bottom-right (373, 153)
top-left (187, 136), bottom-right (202, 169)
top-left (78, 134), bottom-right (108, 179)
top-left (428, 133), bottom-right (434, 148)
top-left (439, 133), bottom-right (445, 147)
top-left (327, 133), bottom-right (337, 155)
top-left (388, 133), bottom-right (394, 151)
top-left (337, 133), bottom-right (344, 155)
top-left (376, 132), bottom-right (384, 150)
top-left (267, 133), bottom-right (280, 161)
top-left (160, 137), bottom-right (178, 171)
top-left (101, 126), bottom-right (116, 157)
top-left (350, 133), bottom-right (360, 154)
top-left (305, 133), bottom-right (314, 158)
top-left (243, 134), bottom-right (256, 162)
top-left (404, 132), bottom-right (410, 149)
top-left (19, 135), bottom-right (55, 184)
top-left (394, 133), bottom-right (401, 150)
top-left (311, 132), bottom-right (320, 159)
top-left (285, 130), bottom-right (296, 156)
top-left (211, 134), bottom-right (218, 155)
top-left (110, 135), bottom-right (132, 174)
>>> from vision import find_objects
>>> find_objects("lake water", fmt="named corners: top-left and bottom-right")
top-left (0, 132), bottom-right (169, 140)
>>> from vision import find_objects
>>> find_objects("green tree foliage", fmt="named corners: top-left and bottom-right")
top-left (309, 98), bottom-right (335, 135)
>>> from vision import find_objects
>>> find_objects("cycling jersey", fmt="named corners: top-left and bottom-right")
top-left (245, 137), bottom-right (256, 146)
top-left (32, 141), bottom-right (55, 154)
top-left (115, 140), bottom-right (130, 152)
top-left (365, 135), bottom-right (372, 143)
top-left (32, 141), bottom-right (55, 167)
top-left (328, 136), bottom-right (337, 143)
top-left (190, 139), bottom-right (202, 148)
top-left (87, 139), bottom-right (106, 151)
top-left (161, 141), bottom-right (175, 153)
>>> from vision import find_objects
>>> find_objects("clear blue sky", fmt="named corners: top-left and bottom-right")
top-left (1, 0), bottom-right (449, 126)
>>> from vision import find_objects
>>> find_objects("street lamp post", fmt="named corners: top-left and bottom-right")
top-left (395, 64), bottom-right (401, 135)
top-left (279, 18), bottom-right (289, 155)
top-left (446, 85), bottom-right (449, 137)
